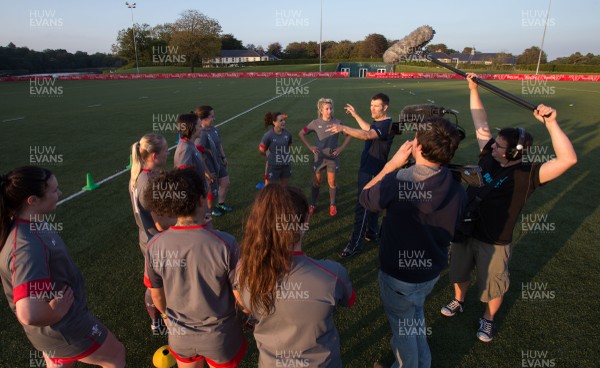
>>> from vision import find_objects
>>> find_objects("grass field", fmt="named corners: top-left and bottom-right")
top-left (0, 76), bottom-right (599, 367)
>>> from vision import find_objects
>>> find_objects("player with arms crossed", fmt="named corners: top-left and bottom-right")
top-left (0, 166), bottom-right (126, 367)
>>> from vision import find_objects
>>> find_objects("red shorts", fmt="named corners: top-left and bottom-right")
top-left (169, 339), bottom-right (247, 368)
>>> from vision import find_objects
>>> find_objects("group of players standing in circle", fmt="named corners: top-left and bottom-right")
top-left (0, 72), bottom-right (577, 367)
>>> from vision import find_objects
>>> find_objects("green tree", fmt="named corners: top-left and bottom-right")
top-left (325, 40), bottom-right (353, 59)
top-left (361, 33), bottom-right (388, 58)
top-left (426, 43), bottom-right (457, 54)
top-left (517, 46), bottom-right (547, 64)
top-left (170, 10), bottom-right (222, 72)
top-left (111, 23), bottom-right (153, 64)
top-left (283, 42), bottom-right (307, 59)
top-left (267, 42), bottom-right (283, 58)
top-left (220, 34), bottom-right (244, 50)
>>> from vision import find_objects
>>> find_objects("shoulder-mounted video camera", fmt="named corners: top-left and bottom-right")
top-left (391, 104), bottom-right (465, 141)
top-left (395, 105), bottom-right (484, 187)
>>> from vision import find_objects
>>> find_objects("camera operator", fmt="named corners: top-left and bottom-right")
top-left (440, 73), bottom-right (577, 343)
top-left (360, 118), bottom-right (465, 368)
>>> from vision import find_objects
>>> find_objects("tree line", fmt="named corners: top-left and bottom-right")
top-left (0, 42), bottom-right (125, 75)
top-left (2, 9), bottom-right (598, 75)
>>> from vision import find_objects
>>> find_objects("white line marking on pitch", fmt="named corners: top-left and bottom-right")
top-left (57, 78), bottom-right (318, 207)
top-left (2, 117), bottom-right (25, 122)
top-left (87, 104), bottom-right (102, 108)
top-left (139, 96), bottom-right (148, 99)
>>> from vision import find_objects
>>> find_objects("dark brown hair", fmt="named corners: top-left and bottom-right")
top-left (264, 112), bottom-right (284, 128)
top-left (176, 113), bottom-right (199, 139)
top-left (193, 105), bottom-right (214, 120)
top-left (0, 166), bottom-right (53, 249)
top-left (144, 168), bottom-right (206, 217)
top-left (416, 117), bottom-right (462, 165)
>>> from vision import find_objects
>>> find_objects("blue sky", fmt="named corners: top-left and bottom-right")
top-left (1, 0), bottom-right (598, 60)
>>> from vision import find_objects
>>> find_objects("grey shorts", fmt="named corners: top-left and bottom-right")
top-left (313, 157), bottom-right (339, 173)
top-left (266, 164), bottom-right (292, 181)
top-left (217, 164), bottom-right (229, 179)
top-left (167, 316), bottom-right (246, 365)
top-left (29, 312), bottom-right (109, 362)
top-left (449, 237), bottom-right (512, 302)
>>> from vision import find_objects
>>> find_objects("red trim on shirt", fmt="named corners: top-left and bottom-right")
top-left (143, 275), bottom-right (152, 289)
top-left (259, 143), bottom-right (267, 150)
top-left (11, 222), bottom-right (52, 303)
top-left (291, 251), bottom-right (305, 256)
top-left (141, 169), bottom-right (152, 173)
top-left (180, 137), bottom-right (190, 142)
top-left (169, 224), bottom-right (208, 230)
top-left (303, 126), bottom-right (309, 133)
top-left (48, 339), bottom-right (102, 365)
top-left (177, 165), bottom-right (194, 170)
top-left (13, 279), bottom-right (53, 303)
top-left (305, 257), bottom-right (355, 308)
top-left (203, 227), bottom-right (237, 264)
top-left (195, 144), bottom-right (205, 153)
top-left (348, 289), bottom-right (356, 308)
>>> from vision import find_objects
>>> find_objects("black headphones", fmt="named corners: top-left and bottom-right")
top-left (506, 127), bottom-right (526, 160)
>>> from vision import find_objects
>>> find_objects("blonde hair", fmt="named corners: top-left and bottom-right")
top-left (129, 133), bottom-right (167, 191)
top-left (317, 98), bottom-right (334, 118)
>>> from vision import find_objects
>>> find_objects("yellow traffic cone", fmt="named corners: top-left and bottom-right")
top-left (82, 173), bottom-right (100, 191)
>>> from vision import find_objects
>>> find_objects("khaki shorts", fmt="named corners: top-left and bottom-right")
top-left (449, 237), bottom-right (512, 302)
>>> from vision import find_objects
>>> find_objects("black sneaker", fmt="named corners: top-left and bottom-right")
top-left (441, 299), bottom-right (464, 317)
top-left (217, 203), bottom-right (233, 213)
top-left (477, 317), bottom-right (496, 342)
top-left (340, 243), bottom-right (362, 258)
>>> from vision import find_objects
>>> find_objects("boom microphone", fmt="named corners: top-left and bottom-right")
top-left (383, 25), bottom-right (435, 64)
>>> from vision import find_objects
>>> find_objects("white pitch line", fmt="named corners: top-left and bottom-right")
top-left (57, 78), bottom-right (318, 207)
top-left (87, 104), bottom-right (102, 108)
top-left (57, 168), bottom-right (129, 206)
top-left (139, 96), bottom-right (148, 99)
top-left (2, 116), bottom-right (25, 123)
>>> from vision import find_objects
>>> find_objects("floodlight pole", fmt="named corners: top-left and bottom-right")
top-left (535, 0), bottom-right (552, 75)
top-left (126, 2), bottom-right (140, 74)
top-left (319, 0), bottom-right (323, 72)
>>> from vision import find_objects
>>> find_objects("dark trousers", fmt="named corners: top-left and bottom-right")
top-left (347, 171), bottom-right (379, 250)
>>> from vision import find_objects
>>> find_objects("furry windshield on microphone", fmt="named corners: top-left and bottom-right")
top-left (383, 25), bottom-right (435, 64)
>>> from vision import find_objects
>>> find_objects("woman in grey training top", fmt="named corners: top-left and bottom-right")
top-left (235, 184), bottom-right (355, 367)
top-left (0, 166), bottom-right (125, 367)
top-left (259, 111), bottom-right (293, 186)
top-left (144, 168), bottom-right (246, 368)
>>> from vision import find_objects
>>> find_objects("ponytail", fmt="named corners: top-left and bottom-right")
top-left (129, 134), bottom-right (167, 191)
top-left (264, 112), bottom-right (284, 128)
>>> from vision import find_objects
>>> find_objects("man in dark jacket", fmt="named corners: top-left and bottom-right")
top-left (360, 117), bottom-right (465, 368)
